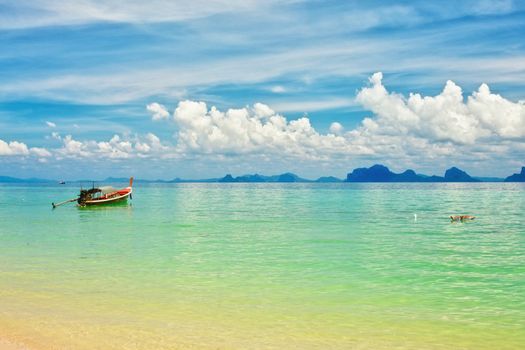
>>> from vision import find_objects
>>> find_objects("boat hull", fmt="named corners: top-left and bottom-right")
top-left (84, 194), bottom-right (129, 206)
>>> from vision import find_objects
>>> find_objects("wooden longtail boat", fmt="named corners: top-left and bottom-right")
top-left (78, 177), bottom-right (133, 206)
top-left (52, 177), bottom-right (133, 208)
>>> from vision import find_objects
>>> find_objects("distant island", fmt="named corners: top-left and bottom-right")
top-left (345, 164), bottom-right (480, 182)
top-left (219, 173), bottom-right (313, 183)
top-left (2, 165), bottom-right (525, 183)
top-left (504, 167), bottom-right (525, 182)
top-left (0, 175), bottom-right (55, 183)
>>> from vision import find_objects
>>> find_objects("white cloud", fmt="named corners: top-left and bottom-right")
top-left (146, 102), bottom-right (170, 121)
top-left (0, 139), bottom-right (51, 158)
top-left (2, 39), bottom-right (524, 105)
top-left (3, 1), bottom-right (509, 31)
top-left (339, 5), bottom-right (423, 30)
top-left (157, 73), bottom-right (524, 169)
top-left (134, 133), bottom-right (170, 157)
top-left (253, 103), bottom-right (275, 118)
top-left (270, 85), bottom-right (286, 93)
top-left (473, 0), bottom-right (514, 15)
top-left (270, 98), bottom-right (356, 113)
top-left (56, 133), bottom-right (171, 159)
top-left (355, 72), bottom-right (525, 145)
top-left (134, 142), bottom-right (150, 153)
top-left (0, 40), bottom-right (393, 104)
top-left (1, 1), bottom-right (524, 110)
top-left (30, 147), bottom-right (52, 157)
top-left (172, 100), bottom-right (371, 158)
top-left (0, 0), bottom-right (292, 29)
top-left (0, 139), bottom-right (30, 156)
top-left (329, 122), bottom-right (344, 135)
top-left (59, 135), bottom-right (90, 158)
top-left (3, 73), bottom-right (524, 176)
top-left (96, 135), bottom-right (133, 159)
top-left (46, 121), bottom-right (56, 128)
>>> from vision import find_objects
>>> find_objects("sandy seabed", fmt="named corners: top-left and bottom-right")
top-left (0, 338), bottom-right (29, 350)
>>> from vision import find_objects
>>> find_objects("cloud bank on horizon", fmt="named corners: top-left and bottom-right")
top-left (1, 0), bottom-right (524, 178)
top-left (2, 73), bottom-right (524, 177)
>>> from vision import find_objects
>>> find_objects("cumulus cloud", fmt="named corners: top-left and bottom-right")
top-left (151, 73), bottom-right (524, 168)
top-left (146, 102), bottom-right (170, 121)
top-left (96, 135), bottom-right (133, 158)
top-left (172, 100), bottom-right (371, 159)
top-left (30, 147), bottom-right (52, 157)
top-left (132, 133), bottom-right (169, 156)
top-left (329, 122), bottom-right (344, 135)
top-left (1, 139), bottom-right (51, 158)
top-left (59, 135), bottom-right (90, 158)
top-left (356, 72), bottom-right (525, 145)
top-left (56, 133), bottom-right (170, 159)
top-left (0, 139), bottom-right (30, 156)
top-left (4, 73), bottom-right (524, 174)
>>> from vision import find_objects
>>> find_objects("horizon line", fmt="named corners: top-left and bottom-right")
top-left (2, 164), bottom-right (523, 183)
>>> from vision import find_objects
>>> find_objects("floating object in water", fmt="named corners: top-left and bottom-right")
top-left (450, 215), bottom-right (475, 222)
top-left (52, 177), bottom-right (133, 208)
top-left (414, 213), bottom-right (417, 222)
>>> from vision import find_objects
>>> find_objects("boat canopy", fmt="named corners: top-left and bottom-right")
top-left (99, 186), bottom-right (118, 195)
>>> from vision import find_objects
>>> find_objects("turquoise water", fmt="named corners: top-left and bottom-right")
top-left (0, 183), bottom-right (524, 349)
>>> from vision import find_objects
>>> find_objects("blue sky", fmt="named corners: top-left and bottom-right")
top-left (1, 0), bottom-right (524, 179)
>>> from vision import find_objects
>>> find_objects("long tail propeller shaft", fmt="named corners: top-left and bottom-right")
top-left (52, 197), bottom-right (78, 208)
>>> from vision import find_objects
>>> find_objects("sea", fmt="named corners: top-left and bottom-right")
top-left (0, 182), bottom-right (523, 349)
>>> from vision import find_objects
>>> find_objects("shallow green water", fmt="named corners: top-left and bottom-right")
top-left (0, 183), bottom-right (524, 349)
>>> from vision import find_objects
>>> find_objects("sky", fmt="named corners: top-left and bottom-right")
top-left (0, 0), bottom-right (524, 180)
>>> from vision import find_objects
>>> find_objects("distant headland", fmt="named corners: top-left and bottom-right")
top-left (504, 167), bottom-right (525, 182)
top-left (345, 164), bottom-right (481, 182)
top-left (1, 165), bottom-right (525, 183)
